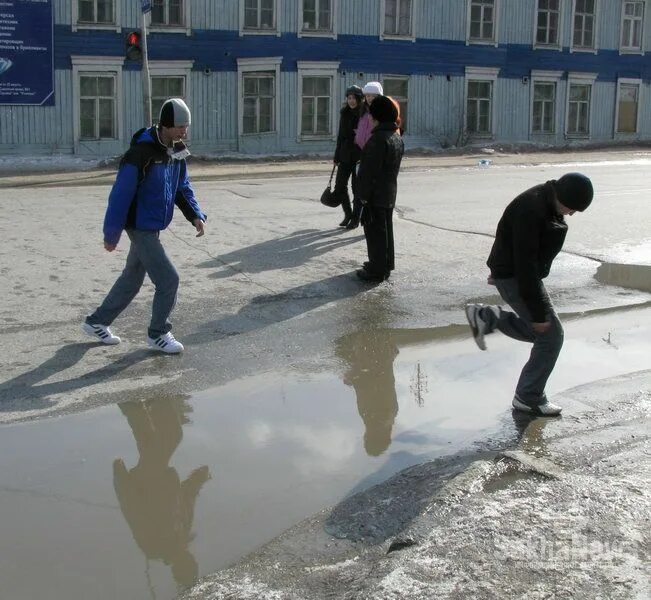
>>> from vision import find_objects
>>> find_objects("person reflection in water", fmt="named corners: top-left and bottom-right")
top-left (113, 397), bottom-right (211, 590)
top-left (338, 331), bottom-right (399, 456)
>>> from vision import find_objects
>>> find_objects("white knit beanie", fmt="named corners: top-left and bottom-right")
top-left (362, 81), bottom-right (383, 95)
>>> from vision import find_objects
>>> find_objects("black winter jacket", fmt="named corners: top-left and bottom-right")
top-left (356, 123), bottom-right (404, 208)
top-left (334, 105), bottom-right (361, 165)
top-left (487, 181), bottom-right (568, 322)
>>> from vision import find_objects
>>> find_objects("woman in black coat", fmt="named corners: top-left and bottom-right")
top-left (356, 95), bottom-right (405, 281)
top-left (333, 85), bottom-right (363, 229)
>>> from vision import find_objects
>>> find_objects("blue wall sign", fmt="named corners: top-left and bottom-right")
top-left (0, 0), bottom-right (54, 106)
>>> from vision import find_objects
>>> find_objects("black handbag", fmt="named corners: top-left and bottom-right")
top-left (320, 165), bottom-right (341, 208)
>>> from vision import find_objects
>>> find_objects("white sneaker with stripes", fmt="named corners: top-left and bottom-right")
top-left (147, 332), bottom-right (184, 354)
top-left (82, 322), bottom-right (121, 345)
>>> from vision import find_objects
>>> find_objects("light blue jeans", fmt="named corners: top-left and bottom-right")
top-left (479, 278), bottom-right (564, 405)
top-left (87, 229), bottom-right (179, 339)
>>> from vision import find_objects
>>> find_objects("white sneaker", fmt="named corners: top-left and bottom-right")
top-left (464, 303), bottom-right (488, 350)
top-left (147, 332), bottom-right (184, 354)
top-left (512, 395), bottom-right (562, 416)
top-left (82, 322), bottom-right (121, 345)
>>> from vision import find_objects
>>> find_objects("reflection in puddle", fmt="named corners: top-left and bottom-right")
top-left (114, 397), bottom-right (210, 591)
top-left (595, 262), bottom-right (651, 293)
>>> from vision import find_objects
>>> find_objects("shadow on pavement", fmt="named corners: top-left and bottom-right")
top-left (196, 228), bottom-right (363, 279)
top-left (0, 343), bottom-right (152, 411)
top-left (185, 272), bottom-right (367, 344)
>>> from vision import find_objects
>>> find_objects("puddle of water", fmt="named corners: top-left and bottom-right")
top-left (595, 262), bottom-right (651, 293)
top-left (0, 307), bottom-right (649, 600)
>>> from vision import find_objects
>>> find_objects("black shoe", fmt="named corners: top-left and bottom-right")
top-left (345, 218), bottom-right (359, 230)
top-left (363, 261), bottom-right (390, 278)
top-left (339, 217), bottom-right (351, 227)
top-left (356, 267), bottom-right (385, 282)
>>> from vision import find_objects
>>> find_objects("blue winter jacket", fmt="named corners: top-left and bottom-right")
top-left (103, 126), bottom-right (206, 245)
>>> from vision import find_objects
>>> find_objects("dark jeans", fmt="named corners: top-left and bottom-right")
top-left (479, 278), bottom-right (564, 405)
top-left (87, 229), bottom-right (179, 339)
top-left (334, 161), bottom-right (361, 220)
top-left (362, 205), bottom-right (394, 276)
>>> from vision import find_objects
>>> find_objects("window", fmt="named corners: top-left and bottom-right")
top-left (383, 77), bottom-right (409, 132)
top-left (301, 77), bottom-right (332, 135)
top-left (151, 77), bottom-right (185, 123)
top-left (620, 1), bottom-right (644, 52)
top-left (468, 0), bottom-right (497, 44)
top-left (151, 0), bottom-right (184, 26)
top-left (244, 0), bottom-right (276, 30)
top-left (535, 0), bottom-right (560, 46)
top-left (572, 0), bottom-right (596, 50)
top-left (301, 0), bottom-right (332, 32)
top-left (616, 81), bottom-right (640, 133)
top-left (79, 74), bottom-right (116, 140)
top-left (567, 83), bottom-right (591, 135)
top-left (467, 81), bottom-right (493, 133)
top-left (532, 82), bottom-right (556, 133)
top-left (242, 74), bottom-right (275, 134)
top-left (383, 0), bottom-right (413, 37)
top-left (78, 0), bottom-right (114, 23)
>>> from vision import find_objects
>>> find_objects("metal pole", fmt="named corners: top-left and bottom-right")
top-left (141, 9), bottom-right (152, 126)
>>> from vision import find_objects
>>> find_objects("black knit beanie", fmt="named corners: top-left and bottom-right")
top-left (554, 173), bottom-right (594, 211)
top-left (369, 95), bottom-right (398, 124)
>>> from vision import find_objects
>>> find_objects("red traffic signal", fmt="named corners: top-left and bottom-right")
top-left (125, 31), bottom-right (142, 61)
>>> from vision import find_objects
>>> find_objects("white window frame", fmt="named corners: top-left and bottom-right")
top-left (570, 0), bottom-right (600, 53)
top-left (148, 0), bottom-right (191, 36)
top-left (382, 75), bottom-right (409, 132)
top-left (71, 56), bottom-right (124, 153)
top-left (299, 0), bottom-right (337, 39)
top-left (466, 0), bottom-right (500, 47)
top-left (240, 0), bottom-right (280, 36)
top-left (529, 70), bottom-right (563, 135)
top-left (533, 0), bottom-right (563, 50)
top-left (381, 0), bottom-right (416, 42)
top-left (72, 0), bottom-right (120, 32)
top-left (614, 77), bottom-right (642, 135)
top-left (148, 60), bottom-right (194, 128)
top-left (565, 71), bottom-right (597, 137)
top-left (237, 57), bottom-right (282, 137)
top-left (297, 61), bottom-right (340, 141)
top-left (619, 0), bottom-right (646, 54)
top-left (464, 66), bottom-right (499, 137)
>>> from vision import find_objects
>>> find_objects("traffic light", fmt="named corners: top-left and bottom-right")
top-left (125, 31), bottom-right (142, 61)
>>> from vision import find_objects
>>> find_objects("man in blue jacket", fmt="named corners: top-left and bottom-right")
top-left (83, 98), bottom-right (206, 354)
top-left (465, 173), bottom-right (594, 416)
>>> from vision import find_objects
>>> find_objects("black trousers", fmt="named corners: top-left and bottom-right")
top-left (334, 161), bottom-right (361, 219)
top-left (363, 206), bottom-right (394, 276)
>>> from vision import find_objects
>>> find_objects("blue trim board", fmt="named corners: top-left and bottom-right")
top-left (54, 26), bottom-right (651, 82)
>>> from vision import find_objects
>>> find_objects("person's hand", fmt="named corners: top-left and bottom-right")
top-left (532, 321), bottom-right (551, 334)
top-left (193, 218), bottom-right (205, 237)
top-left (104, 241), bottom-right (117, 252)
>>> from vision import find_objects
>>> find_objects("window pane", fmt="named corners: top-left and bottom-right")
top-left (97, 76), bottom-right (114, 97)
top-left (168, 77), bottom-right (184, 97)
top-left (151, 77), bottom-right (167, 97)
top-left (618, 84), bottom-right (638, 132)
top-left (301, 98), bottom-right (314, 134)
top-left (258, 76), bottom-right (273, 96)
top-left (169, 0), bottom-right (182, 25)
top-left (79, 0), bottom-right (94, 21)
top-left (259, 97), bottom-right (273, 132)
top-left (80, 99), bottom-right (96, 138)
top-left (243, 98), bottom-right (256, 133)
top-left (98, 98), bottom-right (114, 137)
top-left (97, 0), bottom-right (113, 23)
top-left (316, 96), bottom-right (330, 133)
top-left (152, 0), bottom-right (164, 24)
top-left (243, 77), bottom-right (258, 96)
top-left (315, 77), bottom-right (330, 96)
top-left (80, 76), bottom-right (97, 97)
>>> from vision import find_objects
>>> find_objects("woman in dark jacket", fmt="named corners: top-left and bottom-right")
top-left (356, 95), bottom-right (405, 281)
top-left (333, 85), bottom-right (363, 229)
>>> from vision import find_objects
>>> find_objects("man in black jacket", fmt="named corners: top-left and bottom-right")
top-left (356, 95), bottom-right (404, 282)
top-left (465, 173), bottom-right (594, 416)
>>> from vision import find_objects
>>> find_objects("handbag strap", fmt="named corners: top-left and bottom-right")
top-left (328, 164), bottom-right (336, 187)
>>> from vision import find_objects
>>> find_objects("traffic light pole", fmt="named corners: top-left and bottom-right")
top-left (141, 10), bottom-right (152, 126)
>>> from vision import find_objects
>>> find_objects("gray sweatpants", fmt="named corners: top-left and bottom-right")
top-left (479, 277), bottom-right (564, 405)
top-left (87, 229), bottom-right (179, 339)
